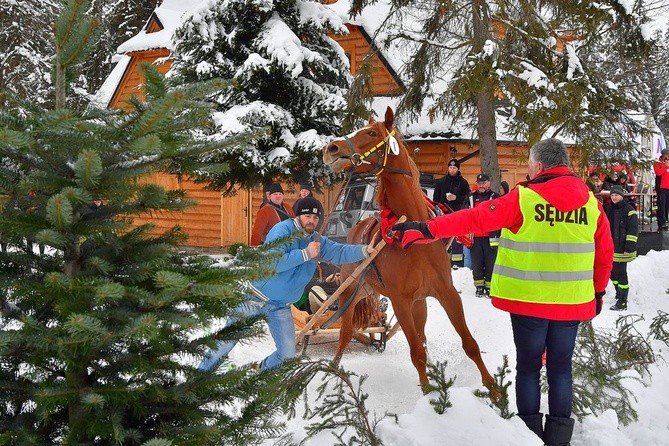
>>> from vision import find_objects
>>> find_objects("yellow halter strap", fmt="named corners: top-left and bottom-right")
top-left (349, 129), bottom-right (396, 175)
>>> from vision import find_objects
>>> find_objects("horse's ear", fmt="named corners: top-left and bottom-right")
top-left (384, 107), bottom-right (394, 131)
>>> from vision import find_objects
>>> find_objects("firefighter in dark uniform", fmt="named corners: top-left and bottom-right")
top-left (470, 173), bottom-right (500, 297)
top-left (603, 185), bottom-right (638, 310)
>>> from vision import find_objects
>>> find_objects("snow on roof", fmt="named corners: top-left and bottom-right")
top-left (116, 0), bottom-right (203, 54)
top-left (91, 54), bottom-right (131, 108)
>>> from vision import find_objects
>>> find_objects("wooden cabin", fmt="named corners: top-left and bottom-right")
top-left (100, 3), bottom-right (531, 249)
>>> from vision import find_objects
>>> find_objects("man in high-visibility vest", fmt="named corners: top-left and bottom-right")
top-left (392, 138), bottom-right (613, 446)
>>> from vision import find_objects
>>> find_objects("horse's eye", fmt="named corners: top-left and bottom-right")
top-left (368, 130), bottom-right (377, 137)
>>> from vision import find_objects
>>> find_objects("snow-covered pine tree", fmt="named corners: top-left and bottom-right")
top-left (0, 0), bottom-right (58, 110)
top-left (497, 1), bottom-right (654, 165)
top-left (171, 0), bottom-right (351, 192)
top-left (351, 0), bottom-right (654, 179)
top-left (644, 29), bottom-right (669, 139)
top-left (0, 1), bottom-right (315, 443)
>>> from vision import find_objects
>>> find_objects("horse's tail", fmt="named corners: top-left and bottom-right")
top-left (352, 287), bottom-right (382, 328)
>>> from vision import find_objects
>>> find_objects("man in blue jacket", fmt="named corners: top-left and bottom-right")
top-left (199, 197), bottom-right (375, 371)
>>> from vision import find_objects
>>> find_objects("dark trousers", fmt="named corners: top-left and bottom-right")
top-left (511, 314), bottom-right (580, 418)
top-left (657, 188), bottom-right (669, 228)
top-left (610, 261), bottom-right (628, 289)
top-left (470, 237), bottom-right (497, 285)
top-left (449, 239), bottom-right (464, 266)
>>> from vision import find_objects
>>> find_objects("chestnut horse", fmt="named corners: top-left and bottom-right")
top-left (323, 106), bottom-right (496, 393)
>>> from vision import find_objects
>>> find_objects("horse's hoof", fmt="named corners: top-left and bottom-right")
top-left (420, 382), bottom-right (436, 394)
top-left (488, 384), bottom-right (503, 402)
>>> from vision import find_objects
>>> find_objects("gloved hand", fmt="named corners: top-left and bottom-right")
top-left (391, 221), bottom-right (434, 248)
top-left (595, 291), bottom-right (605, 315)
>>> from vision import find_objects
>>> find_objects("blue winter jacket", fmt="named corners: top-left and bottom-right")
top-left (251, 218), bottom-right (368, 306)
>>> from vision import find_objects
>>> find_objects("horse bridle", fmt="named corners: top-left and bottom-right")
top-left (342, 128), bottom-right (412, 177)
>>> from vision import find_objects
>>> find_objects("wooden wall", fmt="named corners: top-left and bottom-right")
top-left (412, 141), bottom-right (530, 189)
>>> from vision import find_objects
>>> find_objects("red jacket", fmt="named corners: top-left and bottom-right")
top-left (653, 158), bottom-right (669, 190)
top-left (250, 203), bottom-right (295, 246)
top-left (426, 167), bottom-right (613, 319)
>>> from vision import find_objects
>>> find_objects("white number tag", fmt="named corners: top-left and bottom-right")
top-left (388, 136), bottom-right (400, 155)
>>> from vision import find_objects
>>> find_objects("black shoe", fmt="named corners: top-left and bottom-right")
top-left (452, 264), bottom-right (459, 270)
top-left (475, 286), bottom-right (485, 298)
top-left (610, 300), bottom-right (627, 311)
top-left (483, 287), bottom-right (491, 299)
top-left (544, 415), bottom-right (574, 446)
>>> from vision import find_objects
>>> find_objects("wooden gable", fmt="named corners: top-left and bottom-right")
top-left (335, 24), bottom-right (403, 96)
top-left (108, 48), bottom-right (172, 111)
top-left (107, 15), bottom-right (171, 110)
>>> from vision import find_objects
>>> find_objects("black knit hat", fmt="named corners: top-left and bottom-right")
top-left (267, 183), bottom-right (284, 194)
top-left (448, 159), bottom-right (461, 169)
top-left (609, 185), bottom-right (627, 197)
top-left (294, 197), bottom-right (323, 217)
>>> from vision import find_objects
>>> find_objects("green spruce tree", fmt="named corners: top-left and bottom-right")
top-left (171, 0), bottom-right (351, 192)
top-left (0, 1), bottom-right (313, 443)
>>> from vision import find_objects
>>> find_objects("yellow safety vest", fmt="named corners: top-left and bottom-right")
top-left (491, 187), bottom-right (599, 306)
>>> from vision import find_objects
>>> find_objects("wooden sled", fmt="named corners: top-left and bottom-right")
top-left (292, 301), bottom-right (399, 356)
top-left (293, 219), bottom-right (405, 355)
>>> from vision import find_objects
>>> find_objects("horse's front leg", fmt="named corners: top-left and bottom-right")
top-left (411, 297), bottom-right (428, 349)
top-left (391, 296), bottom-right (430, 392)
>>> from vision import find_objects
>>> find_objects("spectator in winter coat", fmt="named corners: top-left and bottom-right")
top-left (499, 180), bottom-right (510, 196)
top-left (604, 185), bottom-right (638, 311)
top-left (199, 197), bottom-right (376, 372)
top-left (653, 149), bottom-right (669, 231)
top-left (250, 183), bottom-right (294, 246)
top-left (470, 174), bottom-right (500, 297)
top-left (292, 183), bottom-right (314, 215)
top-left (586, 171), bottom-right (602, 196)
top-left (392, 138), bottom-right (613, 446)
top-left (433, 158), bottom-right (470, 268)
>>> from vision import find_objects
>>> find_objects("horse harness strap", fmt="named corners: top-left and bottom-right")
top-left (346, 129), bottom-right (412, 177)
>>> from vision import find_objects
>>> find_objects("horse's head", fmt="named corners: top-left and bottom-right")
top-left (323, 106), bottom-right (402, 175)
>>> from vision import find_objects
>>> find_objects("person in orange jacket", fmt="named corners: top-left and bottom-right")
top-left (653, 148), bottom-right (669, 231)
top-left (393, 138), bottom-right (613, 446)
top-left (250, 183), bottom-right (294, 246)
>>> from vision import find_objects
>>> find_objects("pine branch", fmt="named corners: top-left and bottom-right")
top-left (300, 360), bottom-right (387, 446)
top-left (426, 360), bottom-right (455, 414)
top-left (648, 310), bottom-right (669, 348)
top-left (474, 355), bottom-right (515, 419)
top-left (567, 319), bottom-right (656, 426)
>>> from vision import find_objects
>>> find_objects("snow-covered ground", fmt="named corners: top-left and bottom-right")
top-left (229, 249), bottom-right (669, 445)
